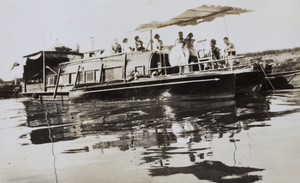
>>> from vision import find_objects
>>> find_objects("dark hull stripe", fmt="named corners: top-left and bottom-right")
top-left (79, 78), bottom-right (220, 94)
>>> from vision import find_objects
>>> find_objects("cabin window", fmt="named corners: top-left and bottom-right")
top-left (59, 75), bottom-right (63, 85)
top-left (104, 68), bottom-right (122, 82)
top-left (70, 73), bottom-right (76, 84)
top-left (89, 53), bottom-right (95, 57)
top-left (78, 72), bottom-right (85, 84)
top-left (95, 70), bottom-right (100, 83)
top-left (47, 76), bottom-right (55, 86)
top-left (86, 71), bottom-right (94, 83)
top-left (63, 74), bottom-right (70, 85)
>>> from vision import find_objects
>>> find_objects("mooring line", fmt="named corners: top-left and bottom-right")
top-left (259, 63), bottom-right (276, 91)
top-left (45, 103), bottom-right (58, 183)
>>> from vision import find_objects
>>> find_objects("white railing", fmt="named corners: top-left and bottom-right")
top-left (149, 55), bottom-right (245, 75)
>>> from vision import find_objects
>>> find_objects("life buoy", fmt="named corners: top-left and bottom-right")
top-left (32, 93), bottom-right (39, 99)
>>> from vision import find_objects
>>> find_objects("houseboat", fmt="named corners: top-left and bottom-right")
top-left (63, 51), bottom-right (235, 100)
top-left (21, 5), bottom-right (265, 100)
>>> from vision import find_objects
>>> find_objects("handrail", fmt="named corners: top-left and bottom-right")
top-left (59, 50), bottom-right (157, 66)
top-left (59, 52), bottom-right (126, 66)
top-left (149, 56), bottom-right (245, 71)
top-left (123, 54), bottom-right (127, 82)
top-left (135, 65), bottom-right (146, 75)
top-left (104, 65), bottom-right (123, 70)
top-left (198, 55), bottom-right (245, 64)
top-left (149, 64), bottom-right (248, 72)
top-left (53, 68), bottom-right (61, 99)
top-left (74, 65), bottom-right (81, 88)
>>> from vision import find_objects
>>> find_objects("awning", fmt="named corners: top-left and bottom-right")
top-left (134, 4), bottom-right (252, 32)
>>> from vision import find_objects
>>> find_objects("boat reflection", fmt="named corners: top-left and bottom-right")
top-left (19, 95), bottom-right (280, 182)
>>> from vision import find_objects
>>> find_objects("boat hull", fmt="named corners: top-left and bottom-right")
top-left (234, 71), bottom-right (265, 94)
top-left (69, 73), bottom-right (235, 101)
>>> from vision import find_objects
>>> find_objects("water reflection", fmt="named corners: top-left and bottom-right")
top-left (149, 161), bottom-right (264, 183)
top-left (16, 89), bottom-right (300, 182)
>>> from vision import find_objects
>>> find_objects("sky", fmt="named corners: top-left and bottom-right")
top-left (0, 0), bottom-right (300, 81)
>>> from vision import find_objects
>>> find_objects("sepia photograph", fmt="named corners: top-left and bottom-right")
top-left (0, 0), bottom-right (300, 182)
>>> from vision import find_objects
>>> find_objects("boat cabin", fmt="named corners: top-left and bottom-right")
top-left (57, 51), bottom-right (174, 87)
top-left (23, 49), bottom-right (83, 96)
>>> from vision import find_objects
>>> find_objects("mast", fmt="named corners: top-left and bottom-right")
top-left (43, 43), bottom-right (46, 92)
top-left (91, 37), bottom-right (95, 50)
top-left (42, 1), bottom-right (46, 92)
top-left (150, 30), bottom-right (153, 50)
top-left (223, 17), bottom-right (229, 38)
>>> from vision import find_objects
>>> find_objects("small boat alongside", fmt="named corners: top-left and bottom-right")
top-left (0, 83), bottom-right (21, 98)
top-left (262, 70), bottom-right (300, 90)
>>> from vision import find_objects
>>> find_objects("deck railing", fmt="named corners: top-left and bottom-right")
top-left (45, 53), bottom-right (246, 89)
top-left (149, 55), bottom-right (245, 75)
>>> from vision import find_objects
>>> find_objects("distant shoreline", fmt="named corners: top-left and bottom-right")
top-left (241, 47), bottom-right (300, 73)
top-left (240, 47), bottom-right (300, 58)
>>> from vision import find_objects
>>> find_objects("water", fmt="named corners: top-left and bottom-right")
top-left (1, 89), bottom-right (300, 183)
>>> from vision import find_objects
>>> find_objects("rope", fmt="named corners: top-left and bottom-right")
top-left (259, 64), bottom-right (276, 91)
top-left (223, 17), bottom-right (229, 38)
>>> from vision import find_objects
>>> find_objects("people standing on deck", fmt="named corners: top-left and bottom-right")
top-left (185, 33), bottom-right (198, 71)
top-left (223, 37), bottom-right (238, 67)
top-left (122, 38), bottom-right (134, 53)
top-left (210, 39), bottom-right (222, 60)
top-left (111, 38), bottom-right (122, 53)
top-left (175, 31), bottom-right (185, 45)
top-left (208, 39), bottom-right (222, 69)
top-left (169, 32), bottom-right (189, 67)
top-left (134, 36), bottom-right (145, 51)
top-left (153, 34), bottom-right (163, 51)
top-left (223, 37), bottom-right (236, 56)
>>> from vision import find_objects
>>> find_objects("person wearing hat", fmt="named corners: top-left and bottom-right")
top-left (210, 39), bottom-right (221, 60)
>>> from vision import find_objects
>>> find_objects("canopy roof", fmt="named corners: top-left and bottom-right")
top-left (134, 4), bottom-right (251, 32)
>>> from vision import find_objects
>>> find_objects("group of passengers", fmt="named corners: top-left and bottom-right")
top-left (103, 31), bottom-right (236, 69)
top-left (102, 36), bottom-right (142, 56)
top-left (171, 31), bottom-right (237, 70)
top-left (210, 37), bottom-right (236, 59)
top-left (175, 31), bottom-right (236, 59)
top-left (103, 34), bottom-right (164, 56)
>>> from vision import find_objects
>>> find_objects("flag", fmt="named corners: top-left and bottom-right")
top-left (11, 62), bottom-right (20, 70)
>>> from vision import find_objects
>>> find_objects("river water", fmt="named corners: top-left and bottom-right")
top-left (0, 89), bottom-right (300, 183)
